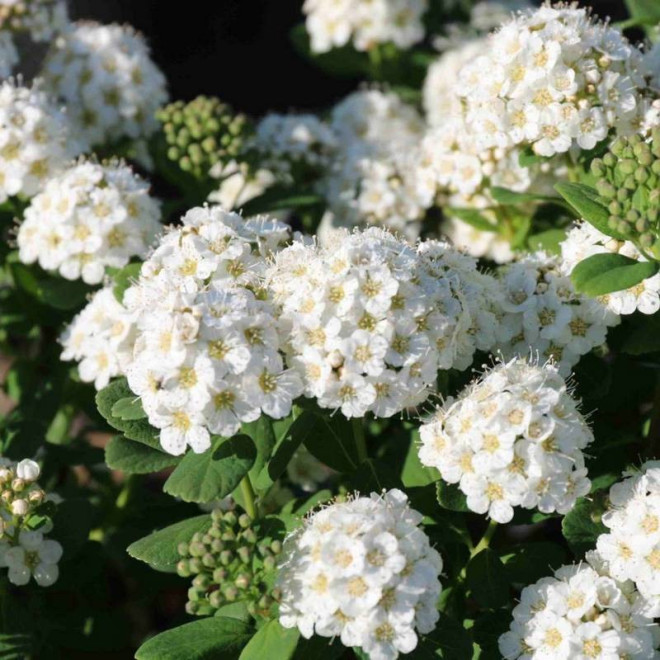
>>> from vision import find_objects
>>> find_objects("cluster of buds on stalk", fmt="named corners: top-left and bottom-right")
top-left (0, 458), bottom-right (63, 587)
top-left (155, 95), bottom-right (251, 184)
top-left (592, 129), bottom-right (660, 256)
top-left (176, 508), bottom-right (282, 619)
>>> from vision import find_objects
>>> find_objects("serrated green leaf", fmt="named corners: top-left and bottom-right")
top-left (466, 548), bottom-right (510, 610)
top-left (105, 436), bottom-right (179, 474)
top-left (303, 413), bottom-right (359, 473)
top-left (111, 396), bottom-right (147, 421)
top-left (240, 186), bottom-right (323, 216)
top-left (135, 617), bottom-right (254, 660)
top-left (555, 182), bottom-right (625, 240)
top-left (402, 432), bottom-right (437, 487)
top-left (490, 187), bottom-right (557, 206)
top-left (238, 620), bottom-right (299, 660)
top-left (571, 253), bottom-right (658, 297)
top-left (436, 481), bottom-right (469, 513)
top-left (562, 497), bottom-right (607, 558)
top-left (127, 514), bottom-right (212, 572)
top-left (163, 435), bottom-right (256, 503)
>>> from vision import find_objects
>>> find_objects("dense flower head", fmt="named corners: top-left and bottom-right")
top-left (0, 0), bottom-right (68, 42)
top-left (123, 206), bottom-right (299, 456)
top-left (441, 216), bottom-right (514, 264)
top-left (41, 22), bottom-right (168, 147)
top-left (60, 287), bottom-right (136, 390)
top-left (499, 551), bottom-right (660, 660)
top-left (597, 462), bottom-right (660, 605)
top-left (251, 113), bottom-right (336, 184)
top-left (302, 0), bottom-right (427, 54)
top-left (0, 79), bottom-right (83, 202)
top-left (0, 458), bottom-right (63, 588)
top-left (320, 89), bottom-right (434, 238)
top-left (177, 507), bottom-right (282, 619)
top-left (277, 489), bottom-right (442, 660)
top-left (561, 223), bottom-right (660, 316)
top-left (419, 357), bottom-right (593, 523)
top-left (494, 252), bottom-right (619, 374)
top-left (267, 227), bottom-right (500, 418)
top-left (455, 4), bottom-right (656, 159)
top-left (17, 159), bottom-right (162, 284)
top-left (208, 159), bottom-right (276, 211)
top-left (156, 96), bottom-right (251, 183)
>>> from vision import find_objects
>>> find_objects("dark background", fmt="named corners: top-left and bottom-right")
top-left (66, 0), bottom-right (631, 118)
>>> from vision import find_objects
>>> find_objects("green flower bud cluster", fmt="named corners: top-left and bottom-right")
top-left (155, 96), bottom-right (251, 182)
top-left (176, 508), bottom-right (282, 619)
top-left (591, 129), bottom-right (660, 251)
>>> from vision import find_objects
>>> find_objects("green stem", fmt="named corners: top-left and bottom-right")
top-left (352, 418), bottom-right (368, 464)
top-left (240, 474), bottom-right (258, 520)
top-left (471, 519), bottom-right (498, 558)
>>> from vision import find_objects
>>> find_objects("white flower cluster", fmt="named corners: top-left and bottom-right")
top-left (419, 358), bottom-right (593, 523)
top-left (0, 32), bottom-right (17, 78)
top-left (0, 79), bottom-right (82, 202)
top-left (321, 89), bottom-right (434, 238)
top-left (278, 489), bottom-right (442, 660)
top-left (17, 159), bottom-right (161, 284)
top-left (456, 5), bottom-right (654, 158)
top-left (441, 216), bottom-right (514, 264)
top-left (208, 160), bottom-right (276, 211)
top-left (251, 113), bottom-right (337, 184)
top-left (0, 0), bottom-right (68, 42)
top-left (597, 462), bottom-right (660, 605)
top-left (495, 252), bottom-right (619, 374)
top-left (0, 458), bottom-right (63, 587)
top-left (123, 206), bottom-right (300, 456)
top-left (60, 287), bottom-right (136, 390)
top-left (302, 0), bottom-right (427, 54)
top-left (499, 552), bottom-right (660, 660)
top-left (268, 227), bottom-right (498, 418)
top-left (561, 223), bottom-right (660, 316)
top-left (41, 22), bottom-right (168, 147)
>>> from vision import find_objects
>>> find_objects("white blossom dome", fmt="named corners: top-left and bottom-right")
top-left (251, 113), bottom-right (337, 184)
top-left (494, 252), bottom-right (619, 374)
top-left (302, 0), bottom-right (427, 54)
top-left (60, 287), bottom-right (137, 390)
top-left (561, 223), bottom-right (660, 316)
top-left (122, 206), bottom-right (300, 456)
top-left (419, 357), bottom-right (593, 523)
top-left (267, 227), bottom-right (500, 419)
top-left (320, 90), bottom-right (434, 239)
top-left (441, 216), bottom-right (514, 264)
top-left (277, 488), bottom-right (442, 660)
top-left (0, 0), bottom-right (68, 42)
top-left (40, 22), bottom-right (168, 147)
top-left (0, 79), bottom-right (83, 202)
top-left (597, 462), bottom-right (660, 606)
top-left (455, 5), bottom-right (654, 158)
top-left (17, 159), bottom-right (161, 285)
top-left (498, 551), bottom-right (660, 660)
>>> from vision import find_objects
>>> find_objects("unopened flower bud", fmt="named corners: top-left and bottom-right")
top-left (10, 499), bottom-right (28, 516)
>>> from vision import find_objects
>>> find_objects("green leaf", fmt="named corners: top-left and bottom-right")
top-left (448, 208), bottom-right (496, 233)
top-left (238, 621), bottom-right (299, 660)
top-left (163, 435), bottom-right (256, 503)
top-left (105, 436), bottom-right (179, 474)
top-left (413, 613), bottom-right (473, 659)
top-left (292, 635), bottom-right (344, 660)
top-left (555, 182), bottom-right (625, 239)
top-left (500, 543), bottom-right (567, 584)
top-left (402, 431), bottom-right (438, 487)
top-left (127, 514), bottom-right (212, 572)
top-left (240, 186), bottom-right (323, 217)
top-left (490, 187), bottom-right (556, 206)
top-left (111, 396), bottom-right (147, 421)
top-left (243, 416), bottom-right (277, 482)
top-left (112, 262), bottom-right (142, 303)
top-left (436, 481), bottom-right (469, 513)
top-left (466, 549), bottom-right (510, 610)
top-left (519, 146), bottom-right (546, 168)
top-left (526, 228), bottom-right (566, 255)
top-left (571, 253), bottom-right (658, 296)
top-left (562, 497), bottom-right (607, 558)
top-left (303, 413), bottom-right (359, 473)
top-left (135, 617), bottom-right (254, 660)
top-left (621, 314), bottom-right (660, 355)
top-left (625, 0), bottom-right (660, 22)
top-left (96, 378), bottom-right (160, 448)
top-left (472, 611), bottom-right (510, 660)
